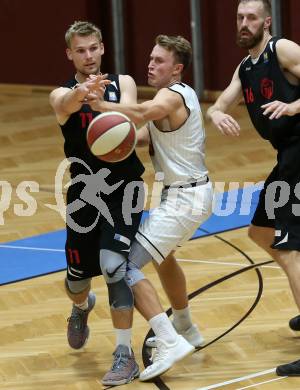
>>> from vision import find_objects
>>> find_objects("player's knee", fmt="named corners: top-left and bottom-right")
top-left (100, 249), bottom-right (127, 284)
top-left (65, 278), bottom-right (91, 303)
top-left (99, 249), bottom-right (133, 310)
top-left (107, 278), bottom-right (134, 310)
top-left (128, 239), bottom-right (153, 269)
top-left (66, 277), bottom-right (91, 294)
top-left (126, 268), bottom-right (146, 287)
top-left (103, 262), bottom-right (127, 283)
top-left (126, 240), bottom-right (150, 286)
top-left (157, 251), bottom-right (176, 270)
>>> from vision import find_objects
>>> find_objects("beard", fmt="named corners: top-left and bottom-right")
top-left (236, 23), bottom-right (264, 49)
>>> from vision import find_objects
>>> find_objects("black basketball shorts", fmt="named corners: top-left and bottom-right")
top-left (251, 137), bottom-right (300, 250)
top-left (65, 178), bottom-right (144, 280)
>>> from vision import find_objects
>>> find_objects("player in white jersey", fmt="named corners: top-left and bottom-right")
top-left (138, 81), bottom-right (211, 262)
top-left (149, 82), bottom-right (207, 185)
top-left (93, 34), bottom-right (213, 381)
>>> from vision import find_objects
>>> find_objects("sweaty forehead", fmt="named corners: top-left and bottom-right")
top-left (70, 34), bottom-right (100, 49)
top-left (237, 1), bottom-right (264, 16)
top-left (150, 44), bottom-right (174, 59)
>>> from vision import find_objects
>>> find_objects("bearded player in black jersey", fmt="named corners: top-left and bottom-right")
top-left (207, 0), bottom-right (300, 376)
top-left (49, 21), bottom-right (146, 385)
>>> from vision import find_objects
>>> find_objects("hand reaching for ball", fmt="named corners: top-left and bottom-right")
top-left (85, 74), bottom-right (111, 110)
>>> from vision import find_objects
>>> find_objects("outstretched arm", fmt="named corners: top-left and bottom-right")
top-left (49, 75), bottom-right (110, 124)
top-left (262, 39), bottom-right (300, 119)
top-left (206, 64), bottom-right (243, 136)
top-left (111, 75), bottom-right (150, 145)
top-left (92, 87), bottom-right (182, 127)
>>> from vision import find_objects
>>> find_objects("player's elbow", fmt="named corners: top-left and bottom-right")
top-left (136, 138), bottom-right (149, 147)
top-left (136, 132), bottom-right (150, 147)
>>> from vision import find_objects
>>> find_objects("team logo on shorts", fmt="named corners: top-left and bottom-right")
top-left (274, 230), bottom-right (289, 246)
top-left (260, 78), bottom-right (274, 100)
top-left (108, 91), bottom-right (117, 101)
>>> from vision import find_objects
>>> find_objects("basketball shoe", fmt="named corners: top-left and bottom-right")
top-left (276, 359), bottom-right (300, 376)
top-left (146, 323), bottom-right (204, 349)
top-left (102, 345), bottom-right (140, 386)
top-left (139, 335), bottom-right (194, 381)
top-left (289, 315), bottom-right (300, 331)
top-left (67, 291), bottom-right (96, 349)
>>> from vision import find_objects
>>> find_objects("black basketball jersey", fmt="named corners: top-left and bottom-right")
top-left (239, 37), bottom-right (300, 149)
top-left (60, 74), bottom-right (144, 181)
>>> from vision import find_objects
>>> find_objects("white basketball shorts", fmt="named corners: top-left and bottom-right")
top-left (135, 181), bottom-right (213, 264)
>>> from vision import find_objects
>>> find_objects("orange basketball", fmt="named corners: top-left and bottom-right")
top-left (87, 112), bottom-right (137, 162)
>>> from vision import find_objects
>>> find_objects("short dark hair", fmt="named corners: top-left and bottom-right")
top-left (155, 35), bottom-right (192, 72)
top-left (238, 0), bottom-right (271, 16)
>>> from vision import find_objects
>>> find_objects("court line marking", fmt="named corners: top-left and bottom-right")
top-left (1, 240), bottom-right (286, 390)
top-left (177, 258), bottom-right (280, 270)
top-left (0, 245), bottom-right (280, 270)
top-left (201, 295), bottom-right (258, 301)
top-left (195, 368), bottom-right (277, 389)
top-left (236, 375), bottom-right (287, 389)
top-left (0, 244), bottom-right (64, 252)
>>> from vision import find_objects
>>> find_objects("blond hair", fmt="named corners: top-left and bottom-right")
top-left (65, 21), bottom-right (102, 48)
top-left (155, 35), bottom-right (192, 72)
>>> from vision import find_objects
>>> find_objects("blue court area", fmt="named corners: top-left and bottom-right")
top-left (0, 184), bottom-right (263, 285)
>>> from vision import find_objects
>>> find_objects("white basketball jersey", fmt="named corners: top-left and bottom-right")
top-left (149, 83), bottom-right (208, 185)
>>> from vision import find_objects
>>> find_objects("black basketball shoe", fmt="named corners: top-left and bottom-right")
top-left (276, 359), bottom-right (300, 376)
top-left (289, 315), bottom-right (300, 331)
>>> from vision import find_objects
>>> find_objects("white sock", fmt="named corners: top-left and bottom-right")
top-left (74, 297), bottom-right (88, 311)
top-left (149, 313), bottom-right (178, 344)
top-left (115, 328), bottom-right (132, 355)
top-left (172, 307), bottom-right (193, 332)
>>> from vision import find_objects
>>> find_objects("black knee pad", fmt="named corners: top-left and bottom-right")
top-left (107, 278), bottom-right (134, 310)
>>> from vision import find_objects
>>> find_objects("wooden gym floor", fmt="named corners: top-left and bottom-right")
top-left (0, 84), bottom-right (299, 389)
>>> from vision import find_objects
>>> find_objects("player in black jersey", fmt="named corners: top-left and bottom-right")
top-left (49, 21), bottom-right (146, 386)
top-left (207, 0), bottom-right (300, 376)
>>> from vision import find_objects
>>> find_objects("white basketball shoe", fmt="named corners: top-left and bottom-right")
top-left (146, 323), bottom-right (204, 349)
top-left (139, 335), bottom-right (195, 381)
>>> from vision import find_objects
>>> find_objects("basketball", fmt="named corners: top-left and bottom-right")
top-left (86, 111), bottom-right (137, 162)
